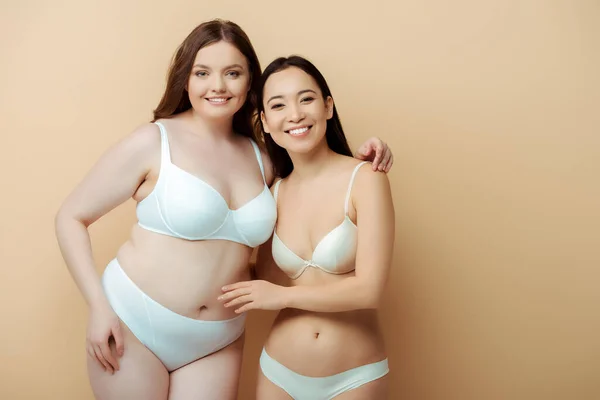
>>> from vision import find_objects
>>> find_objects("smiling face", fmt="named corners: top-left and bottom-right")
top-left (186, 40), bottom-right (251, 120)
top-left (260, 66), bottom-right (334, 155)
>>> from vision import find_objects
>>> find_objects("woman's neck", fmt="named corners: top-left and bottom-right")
top-left (186, 109), bottom-right (235, 140)
top-left (288, 141), bottom-right (337, 181)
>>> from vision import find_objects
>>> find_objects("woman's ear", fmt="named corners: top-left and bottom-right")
top-left (260, 111), bottom-right (270, 134)
top-left (326, 96), bottom-right (334, 119)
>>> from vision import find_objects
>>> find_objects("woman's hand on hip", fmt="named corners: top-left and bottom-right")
top-left (86, 303), bottom-right (124, 374)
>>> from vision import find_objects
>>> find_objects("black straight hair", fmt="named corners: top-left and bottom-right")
top-left (254, 56), bottom-right (352, 178)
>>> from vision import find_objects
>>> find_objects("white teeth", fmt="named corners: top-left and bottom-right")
top-left (208, 98), bottom-right (227, 103)
top-left (288, 127), bottom-right (309, 135)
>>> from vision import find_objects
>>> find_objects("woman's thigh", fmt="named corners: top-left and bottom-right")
top-left (256, 367), bottom-right (293, 400)
top-left (167, 334), bottom-right (245, 400)
top-left (333, 374), bottom-right (389, 400)
top-left (88, 322), bottom-right (169, 400)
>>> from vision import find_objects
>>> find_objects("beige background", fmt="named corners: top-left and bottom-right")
top-left (1, 1), bottom-right (599, 399)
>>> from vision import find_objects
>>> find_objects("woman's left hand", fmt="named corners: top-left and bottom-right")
top-left (219, 280), bottom-right (288, 313)
top-left (355, 137), bottom-right (394, 172)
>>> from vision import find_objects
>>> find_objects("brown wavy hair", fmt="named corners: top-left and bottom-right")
top-left (152, 19), bottom-right (262, 141)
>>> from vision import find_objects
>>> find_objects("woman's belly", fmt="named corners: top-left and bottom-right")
top-left (265, 308), bottom-right (387, 376)
top-left (114, 224), bottom-right (253, 321)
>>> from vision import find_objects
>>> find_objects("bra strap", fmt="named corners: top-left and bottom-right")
top-left (344, 162), bottom-right (368, 215)
top-left (273, 179), bottom-right (283, 204)
top-left (153, 122), bottom-right (172, 167)
top-left (248, 139), bottom-right (266, 183)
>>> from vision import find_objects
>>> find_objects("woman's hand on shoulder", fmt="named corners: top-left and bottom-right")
top-left (354, 137), bottom-right (394, 173)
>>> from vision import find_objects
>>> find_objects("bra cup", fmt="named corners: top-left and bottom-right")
top-left (231, 188), bottom-right (277, 246)
top-left (271, 234), bottom-right (305, 278)
top-left (159, 171), bottom-right (230, 238)
top-left (135, 122), bottom-right (276, 245)
top-left (137, 173), bottom-right (276, 244)
top-left (313, 221), bottom-right (357, 273)
top-left (272, 218), bottom-right (358, 278)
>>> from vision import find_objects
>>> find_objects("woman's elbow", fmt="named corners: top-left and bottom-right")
top-left (54, 205), bottom-right (87, 234)
top-left (54, 206), bottom-right (69, 232)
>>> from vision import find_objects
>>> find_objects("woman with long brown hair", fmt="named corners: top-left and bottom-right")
top-left (55, 20), bottom-right (393, 399)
